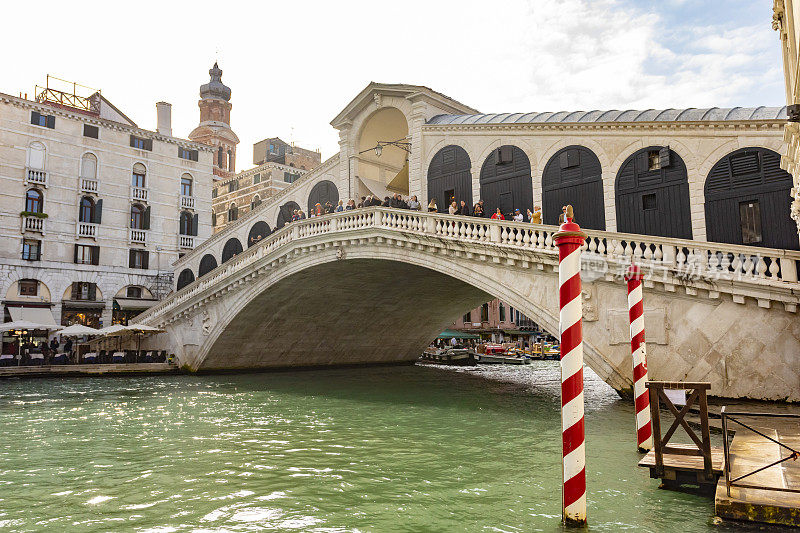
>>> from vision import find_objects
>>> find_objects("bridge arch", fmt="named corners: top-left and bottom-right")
top-left (307, 180), bottom-right (339, 214)
top-left (276, 201), bottom-right (300, 229)
top-left (615, 146), bottom-right (692, 239)
top-left (427, 145), bottom-right (472, 213)
top-left (248, 221), bottom-right (272, 248)
top-left (542, 145), bottom-right (605, 229)
top-left (356, 107), bottom-right (410, 195)
top-left (221, 238), bottom-right (243, 263)
top-left (176, 268), bottom-right (195, 290)
top-left (479, 145), bottom-right (533, 218)
top-left (704, 147), bottom-right (799, 250)
top-left (198, 254), bottom-right (218, 277)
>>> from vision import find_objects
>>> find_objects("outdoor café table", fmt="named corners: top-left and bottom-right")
top-left (111, 351), bottom-right (125, 364)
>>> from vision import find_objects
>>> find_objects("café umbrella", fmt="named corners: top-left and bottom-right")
top-left (57, 324), bottom-right (100, 337)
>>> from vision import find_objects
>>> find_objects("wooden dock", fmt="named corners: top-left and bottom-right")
top-left (0, 363), bottom-right (180, 379)
top-left (639, 443), bottom-right (724, 489)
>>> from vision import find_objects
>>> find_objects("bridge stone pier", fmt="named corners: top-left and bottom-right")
top-left (136, 208), bottom-right (800, 402)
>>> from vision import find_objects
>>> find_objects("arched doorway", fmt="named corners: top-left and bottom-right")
top-left (222, 238), bottom-right (243, 263)
top-left (542, 146), bottom-right (605, 230)
top-left (615, 146), bottom-right (692, 238)
top-left (198, 254), bottom-right (218, 277)
top-left (357, 107), bottom-right (410, 195)
top-left (177, 269), bottom-right (195, 290)
top-left (248, 221), bottom-right (272, 247)
top-left (307, 181), bottom-right (339, 213)
top-left (479, 145), bottom-right (532, 218)
top-left (705, 147), bottom-right (799, 250)
top-left (427, 145), bottom-right (472, 213)
top-left (276, 201), bottom-right (300, 229)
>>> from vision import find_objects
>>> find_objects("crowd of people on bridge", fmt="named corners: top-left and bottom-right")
top-left (286, 192), bottom-right (565, 226)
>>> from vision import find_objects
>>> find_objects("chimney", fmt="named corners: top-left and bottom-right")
top-left (156, 101), bottom-right (172, 136)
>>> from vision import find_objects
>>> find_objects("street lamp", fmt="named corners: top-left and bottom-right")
top-left (359, 138), bottom-right (411, 157)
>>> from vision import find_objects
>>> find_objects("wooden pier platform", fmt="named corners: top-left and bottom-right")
top-left (639, 443), bottom-right (723, 490)
top-left (715, 427), bottom-right (800, 527)
top-left (0, 363), bottom-right (180, 379)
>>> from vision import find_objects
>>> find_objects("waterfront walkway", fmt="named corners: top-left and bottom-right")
top-left (0, 363), bottom-right (180, 379)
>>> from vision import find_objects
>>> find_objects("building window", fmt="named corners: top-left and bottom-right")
top-left (499, 304), bottom-right (506, 322)
top-left (228, 180), bottom-right (238, 193)
top-left (74, 244), bottom-right (99, 265)
top-left (71, 282), bottom-right (96, 301)
top-left (130, 135), bottom-right (152, 151)
top-left (253, 173), bottom-right (261, 184)
top-left (212, 188), bottom-right (218, 199)
top-left (251, 196), bottom-right (262, 210)
top-left (739, 200), bottom-right (762, 244)
top-left (178, 147), bottom-right (198, 161)
top-left (80, 153), bottom-right (97, 180)
top-left (132, 163), bottom-right (146, 188)
top-left (25, 188), bottom-right (44, 213)
top-left (126, 286), bottom-right (143, 298)
top-left (228, 204), bottom-right (238, 222)
top-left (19, 279), bottom-right (38, 296)
top-left (641, 193), bottom-right (657, 211)
top-left (130, 204), bottom-right (144, 229)
top-left (218, 146), bottom-right (225, 168)
top-left (30, 111), bottom-right (55, 129)
top-left (647, 150), bottom-right (661, 171)
top-left (79, 196), bottom-right (95, 223)
top-left (284, 171), bottom-right (300, 183)
top-left (22, 239), bottom-right (41, 261)
top-left (481, 303), bottom-right (489, 322)
top-left (83, 124), bottom-right (99, 139)
top-left (181, 175), bottom-right (193, 196)
top-left (179, 211), bottom-right (193, 235)
top-left (211, 211), bottom-right (216, 227)
top-left (463, 312), bottom-right (471, 323)
top-left (227, 150), bottom-right (233, 171)
top-left (129, 249), bottom-right (149, 269)
top-left (28, 142), bottom-right (46, 170)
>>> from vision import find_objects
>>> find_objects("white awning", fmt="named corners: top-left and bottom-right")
top-left (114, 298), bottom-right (157, 311)
top-left (357, 176), bottom-right (393, 201)
top-left (8, 306), bottom-right (58, 327)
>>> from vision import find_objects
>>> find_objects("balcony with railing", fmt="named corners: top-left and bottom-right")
top-left (129, 229), bottom-right (147, 245)
top-left (131, 186), bottom-right (149, 202)
top-left (180, 195), bottom-right (195, 210)
top-left (179, 235), bottom-right (195, 249)
top-left (25, 168), bottom-right (48, 188)
top-left (76, 222), bottom-right (99, 239)
top-left (80, 178), bottom-right (99, 194)
top-left (21, 215), bottom-right (45, 234)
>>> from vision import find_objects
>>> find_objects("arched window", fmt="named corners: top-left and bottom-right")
top-left (248, 221), bottom-right (272, 247)
top-left (130, 204), bottom-right (144, 229)
top-left (542, 146), bottom-right (605, 229)
top-left (198, 254), bottom-right (218, 277)
top-left (221, 238), bottom-right (243, 263)
top-left (25, 189), bottom-right (43, 213)
top-left (179, 211), bottom-right (193, 235)
top-left (79, 196), bottom-right (95, 223)
top-left (479, 145), bottom-right (533, 218)
top-left (176, 269), bottom-right (195, 290)
top-left (28, 142), bottom-right (46, 170)
top-left (427, 145), bottom-right (472, 213)
top-left (80, 153), bottom-right (97, 180)
top-left (218, 146), bottom-right (225, 168)
top-left (181, 174), bottom-right (193, 196)
top-left (132, 163), bottom-right (146, 188)
top-left (251, 195), bottom-right (262, 211)
top-left (227, 149), bottom-right (233, 171)
top-left (228, 203), bottom-right (238, 222)
top-left (307, 181), bottom-right (339, 214)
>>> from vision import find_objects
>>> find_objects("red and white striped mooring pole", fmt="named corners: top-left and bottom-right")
top-left (553, 206), bottom-right (587, 526)
top-left (625, 264), bottom-right (653, 453)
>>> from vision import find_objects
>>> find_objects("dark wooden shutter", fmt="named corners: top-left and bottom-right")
top-left (71, 282), bottom-right (78, 300)
top-left (88, 283), bottom-right (96, 301)
top-left (191, 150), bottom-right (198, 162)
top-left (73, 244), bottom-right (79, 264)
top-left (46, 115), bottom-right (55, 129)
top-left (129, 249), bottom-right (135, 268)
top-left (130, 135), bottom-right (136, 148)
top-left (144, 139), bottom-right (153, 151)
top-left (31, 111), bottom-right (40, 125)
top-left (177, 146), bottom-right (183, 157)
top-left (192, 213), bottom-right (199, 236)
top-left (559, 152), bottom-right (569, 169)
top-left (93, 199), bottom-right (103, 224)
top-left (143, 206), bottom-right (151, 229)
top-left (659, 146), bottom-right (671, 168)
top-left (91, 246), bottom-right (100, 265)
top-left (142, 251), bottom-right (149, 270)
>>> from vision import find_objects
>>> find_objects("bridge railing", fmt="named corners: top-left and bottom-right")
top-left (136, 207), bottom-right (800, 325)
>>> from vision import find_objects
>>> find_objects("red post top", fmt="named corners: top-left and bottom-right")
top-left (625, 263), bottom-right (644, 282)
top-left (553, 217), bottom-right (587, 247)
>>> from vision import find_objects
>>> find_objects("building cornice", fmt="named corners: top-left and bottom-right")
top-left (422, 120), bottom-right (787, 134)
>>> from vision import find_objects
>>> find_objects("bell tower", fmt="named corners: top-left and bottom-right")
top-left (189, 62), bottom-right (240, 180)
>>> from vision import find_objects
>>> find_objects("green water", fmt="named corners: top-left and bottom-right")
top-left (0, 363), bottom-right (757, 532)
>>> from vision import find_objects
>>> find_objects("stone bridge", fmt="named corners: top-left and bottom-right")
top-left (136, 207), bottom-right (800, 402)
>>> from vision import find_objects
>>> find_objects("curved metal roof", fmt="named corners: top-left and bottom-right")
top-left (426, 106), bottom-right (787, 125)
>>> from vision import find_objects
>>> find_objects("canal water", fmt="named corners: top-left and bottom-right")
top-left (0, 363), bottom-right (761, 532)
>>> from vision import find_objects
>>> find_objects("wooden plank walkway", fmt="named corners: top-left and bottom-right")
top-left (715, 428), bottom-right (800, 527)
top-left (638, 443), bottom-right (723, 489)
top-left (0, 363), bottom-right (180, 379)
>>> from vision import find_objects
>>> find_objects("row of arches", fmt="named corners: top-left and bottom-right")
top-left (426, 144), bottom-right (798, 249)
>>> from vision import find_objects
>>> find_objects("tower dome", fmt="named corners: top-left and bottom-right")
top-left (200, 62), bottom-right (231, 102)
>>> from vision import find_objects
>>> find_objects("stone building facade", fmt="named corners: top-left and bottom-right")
top-left (0, 83), bottom-right (214, 337)
top-left (253, 137), bottom-right (321, 170)
top-left (449, 298), bottom-right (542, 342)
top-left (188, 63), bottom-right (239, 181)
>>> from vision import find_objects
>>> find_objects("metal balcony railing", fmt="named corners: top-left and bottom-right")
top-left (25, 168), bottom-right (48, 187)
top-left (76, 222), bottom-right (98, 239)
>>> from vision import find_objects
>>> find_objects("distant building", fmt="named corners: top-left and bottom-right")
top-left (189, 63), bottom-right (239, 181)
top-left (253, 137), bottom-right (321, 171)
top-left (0, 77), bottom-right (214, 335)
top-left (449, 298), bottom-right (543, 343)
top-left (212, 162), bottom-right (308, 233)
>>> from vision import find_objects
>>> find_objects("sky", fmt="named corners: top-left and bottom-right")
top-left (3, 0), bottom-right (783, 169)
